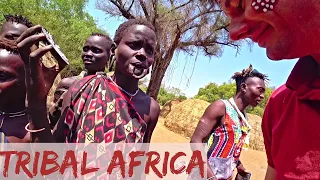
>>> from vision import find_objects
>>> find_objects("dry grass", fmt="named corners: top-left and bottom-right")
top-left (247, 114), bottom-right (265, 151)
top-left (162, 99), bottom-right (265, 152)
top-left (164, 99), bottom-right (210, 138)
top-left (160, 99), bottom-right (184, 118)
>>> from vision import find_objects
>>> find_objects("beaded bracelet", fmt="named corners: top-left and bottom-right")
top-left (25, 122), bottom-right (46, 133)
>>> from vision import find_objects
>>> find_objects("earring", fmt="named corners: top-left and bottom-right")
top-left (252, 0), bottom-right (276, 13)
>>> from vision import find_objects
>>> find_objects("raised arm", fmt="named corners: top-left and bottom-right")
top-left (17, 25), bottom-right (66, 142)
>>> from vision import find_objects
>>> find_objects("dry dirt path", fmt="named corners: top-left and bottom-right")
top-left (150, 118), bottom-right (268, 180)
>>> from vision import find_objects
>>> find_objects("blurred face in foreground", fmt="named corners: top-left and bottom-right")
top-left (216, 0), bottom-right (320, 60)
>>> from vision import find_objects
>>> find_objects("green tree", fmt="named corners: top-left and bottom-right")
top-left (157, 86), bottom-right (187, 106)
top-left (194, 82), bottom-right (274, 117)
top-left (0, 0), bottom-right (107, 77)
top-left (96, 0), bottom-right (245, 99)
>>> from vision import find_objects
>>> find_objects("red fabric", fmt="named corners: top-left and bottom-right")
top-left (262, 56), bottom-right (320, 179)
top-left (63, 74), bottom-right (147, 144)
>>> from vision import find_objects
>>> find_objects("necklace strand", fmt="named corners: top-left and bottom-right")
top-left (0, 109), bottom-right (26, 130)
top-left (0, 109), bottom-right (26, 117)
top-left (108, 77), bottom-right (139, 98)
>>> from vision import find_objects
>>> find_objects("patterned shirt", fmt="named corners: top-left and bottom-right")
top-left (206, 99), bottom-right (249, 179)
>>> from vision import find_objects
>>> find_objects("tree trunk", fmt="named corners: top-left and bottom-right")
top-left (146, 57), bottom-right (170, 100)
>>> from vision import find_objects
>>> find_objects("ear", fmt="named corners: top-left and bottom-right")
top-left (240, 82), bottom-right (247, 93)
top-left (110, 43), bottom-right (117, 56)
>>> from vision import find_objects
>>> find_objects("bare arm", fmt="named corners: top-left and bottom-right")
top-left (17, 25), bottom-right (66, 142)
top-left (190, 100), bottom-right (225, 179)
top-left (143, 98), bottom-right (160, 143)
top-left (265, 166), bottom-right (276, 180)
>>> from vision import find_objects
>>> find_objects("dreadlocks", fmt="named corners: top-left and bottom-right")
top-left (232, 64), bottom-right (269, 93)
top-left (4, 14), bottom-right (33, 28)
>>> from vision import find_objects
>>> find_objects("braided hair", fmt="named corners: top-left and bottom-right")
top-left (232, 64), bottom-right (268, 93)
top-left (4, 14), bottom-right (33, 28)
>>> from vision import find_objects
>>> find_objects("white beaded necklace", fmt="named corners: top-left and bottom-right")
top-left (108, 77), bottom-right (139, 100)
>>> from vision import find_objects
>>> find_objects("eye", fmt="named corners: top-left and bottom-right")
top-left (0, 71), bottom-right (15, 82)
top-left (92, 47), bottom-right (103, 54)
top-left (145, 46), bottom-right (154, 55)
top-left (128, 41), bottom-right (141, 49)
top-left (83, 46), bottom-right (89, 52)
top-left (258, 87), bottom-right (265, 93)
top-left (4, 35), bottom-right (15, 40)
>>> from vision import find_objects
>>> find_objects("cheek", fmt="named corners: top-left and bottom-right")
top-left (95, 54), bottom-right (107, 62)
top-left (251, 90), bottom-right (262, 98)
top-left (147, 58), bottom-right (154, 67)
top-left (0, 81), bottom-right (17, 94)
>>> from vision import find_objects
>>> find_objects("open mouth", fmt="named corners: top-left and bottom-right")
top-left (131, 62), bottom-right (147, 69)
top-left (128, 63), bottom-right (148, 79)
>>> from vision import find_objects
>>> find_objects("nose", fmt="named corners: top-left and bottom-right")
top-left (83, 50), bottom-right (93, 58)
top-left (135, 49), bottom-right (147, 62)
top-left (229, 17), bottom-right (250, 41)
top-left (260, 93), bottom-right (265, 99)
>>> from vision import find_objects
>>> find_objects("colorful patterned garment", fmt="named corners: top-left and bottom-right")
top-left (63, 73), bottom-right (147, 143)
top-left (49, 71), bottom-right (114, 129)
top-left (206, 99), bottom-right (249, 179)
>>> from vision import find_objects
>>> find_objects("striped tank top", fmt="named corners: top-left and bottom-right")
top-left (206, 99), bottom-right (249, 179)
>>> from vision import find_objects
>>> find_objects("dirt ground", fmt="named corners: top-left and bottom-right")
top-left (151, 118), bottom-right (268, 180)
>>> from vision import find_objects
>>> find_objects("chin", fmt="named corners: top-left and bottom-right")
top-left (250, 104), bottom-right (258, 108)
top-left (266, 48), bottom-right (292, 61)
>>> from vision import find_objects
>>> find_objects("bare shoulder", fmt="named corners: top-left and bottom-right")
top-left (139, 90), bottom-right (160, 118)
top-left (203, 100), bottom-right (226, 119)
top-left (150, 97), bottom-right (160, 114)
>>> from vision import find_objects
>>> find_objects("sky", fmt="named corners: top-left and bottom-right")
top-left (85, 0), bottom-right (298, 98)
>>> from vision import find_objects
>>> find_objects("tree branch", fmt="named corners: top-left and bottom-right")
top-left (182, 23), bottom-right (202, 34)
top-left (161, 0), bottom-right (193, 18)
top-left (179, 40), bottom-right (239, 48)
top-left (181, 9), bottom-right (222, 28)
top-left (214, 23), bottom-right (230, 32)
top-left (163, 25), bottom-right (182, 67)
top-left (138, 0), bottom-right (150, 20)
top-left (109, 0), bottom-right (135, 19)
top-left (127, 0), bottom-right (135, 12)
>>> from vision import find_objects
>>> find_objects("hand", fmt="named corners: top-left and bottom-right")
top-left (17, 25), bottom-right (62, 104)
top-left (237, 163), bottom-right (251, 177)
